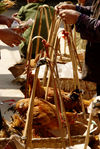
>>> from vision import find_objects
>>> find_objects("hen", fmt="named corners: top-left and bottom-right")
top-left (9, 97), bottom-right (77, 137)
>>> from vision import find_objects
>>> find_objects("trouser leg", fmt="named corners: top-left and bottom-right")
top-left (96, 83), bottom-right (100, 96)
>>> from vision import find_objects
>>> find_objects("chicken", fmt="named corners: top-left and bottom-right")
top-left (8, 97), bottom-right (77, 137)
top-left (0, 111), bottom-right (20, 138)
top-left (88, 96), bottom-right (100, 120)
top-left (24, 73), bottom-right (82, 112)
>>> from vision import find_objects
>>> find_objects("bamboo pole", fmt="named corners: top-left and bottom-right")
top-left (25, 5), bottom-right (53, 98)
top-left (35, 6), bottom-right (43, 56)
top-left (0, 136), bottom-right (88, 148)
top-left (64, 24), bottom-right (86, 118)
top-left (35, 5), bottom-right (53, 57)
top-left (43, 12), bottom-right (56, 86)
top-left (43, 7), bottom-right (50, 34)
top-left (52, 35), bottom-right (72, 145)
top-left (44, 34), bottom-right (72, 145)
top-left (23, 37), bottom-right (43, 148)
top-left (84, 103), bottom-right (93, 149)
top-left (46, 60), bottom-right (67, 148)
top-left (26, 9), bottom-right (39, 62)
top-left (65, 24), bottom-right (80, 89)
top-left (23, 66), bottom-right (40, 149)
top-left (53, 64), bottom-right (72, 146)
top-left (44, 17), bottom-right (61, 99)
top-left (25, 9), bottom-right (39, 98)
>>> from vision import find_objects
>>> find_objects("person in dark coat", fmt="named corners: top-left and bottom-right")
top-left (55, 0), bottom-right (100, 95)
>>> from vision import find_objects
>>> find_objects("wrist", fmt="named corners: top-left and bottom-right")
top-left (0, 15), bottom-right (8, 25)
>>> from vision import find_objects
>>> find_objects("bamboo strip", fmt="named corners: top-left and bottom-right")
top-left (43, 12), bottom-right (56, 86)
top-left (25, 8), bottom-right (39, 98)
top-left (44, 31), bottom-right (72, 145)
top-left (26, 9), bottom-right (38, 62)
top-left (84, 103), bottom-right (93, 149)
top-left (23, 67), bottom-right (40, 149)
top-left (44, 17), bottom-right (61, 99)
top-left (35, 6), bottom-right (43, 56)
top-left (64, 25), bottom-right (86, 119)
top-left (0, 136), bottom-right (87, 148)
top-left (46, 61), bottom-right (67, 148)
top-left (43, 7), bottom-right (50, 33)
top-left (69, 26), bottom-right (86, 118)
top-left (51, 34), bottom-right (72, 145)
top-left (53, 64), bottom-right (72, 146)
top-left (65, 24), bottom-right (80, 89)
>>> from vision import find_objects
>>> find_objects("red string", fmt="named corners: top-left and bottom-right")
top-left (42, 39), bottom-right (51, 57)
top-left (62, 30), bottom-right (70, 43)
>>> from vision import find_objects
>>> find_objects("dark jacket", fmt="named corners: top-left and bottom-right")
top-left (76, 0), bottom-right (100, 83)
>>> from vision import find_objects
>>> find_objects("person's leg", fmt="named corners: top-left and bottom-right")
top-left (96, 84), bottom-right (100, 96)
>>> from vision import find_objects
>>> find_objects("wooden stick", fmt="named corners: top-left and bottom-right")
top-left (52, 37), bottom-right (72, 145)
top-left (53, 64), bottom-right (72, 146)
top-left (43, 7), bottom-right (50, 34)
top-left (69, 26), bottom-right (86, 118)
top-left (35, 6), bottom-right (43, 56)
top-left (65, 24), bottom-right (86, 118)
top-left (23, 67), bottom-right (40, 149)
top-left (44, 36), bottom-right (72, 145)
top-left (26, 9), bottom-right (38, 62)
top-left (43, 12), bottom-right (56, 86)
top-left (25, 9), bottom-right (39, 98)
top-left (47, 61), bottom-right (66, 148)
top-left (84, 103), bottom-right (93, 149)
top-left (44, 17), bottom-right (61, 99)
top-left (0, 136), bottom-right (88, 148)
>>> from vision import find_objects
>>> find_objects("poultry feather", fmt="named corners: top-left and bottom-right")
top-left (24, 73), bottom-right (82, 112)
top-left (88, 96), bottom-right (100, 120)
top-left (7, 97), bottom-right (77, 137)
top-left (22, 73), bottom-right (95, 113)
top-left (0, 111), bottom-right (21, 138)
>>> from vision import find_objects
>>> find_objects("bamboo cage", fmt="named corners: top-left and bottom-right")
top-left (0, 135), bottom-right (94, 148)
top-left (22, 8), bottom-right (94, 148)
top-left (1, 3), bottom-right (100, 149)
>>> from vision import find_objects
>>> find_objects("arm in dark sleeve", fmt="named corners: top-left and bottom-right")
top-left (76, 14), bottom-right (100, 43)
top-left (76, 5), bottom-right (93, 16)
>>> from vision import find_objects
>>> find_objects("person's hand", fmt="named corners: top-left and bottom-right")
top-left (11, 25), bottom-right (29, 34)
top-left (58, 9), bottom-right (81, 24)
top-left (5, 16), bottom-right (21, 27)
top-left (0, 28), bottom-right (25, 47)
top-left (0, 15), bottom-right (21, 27)
top-left (55, 3), bottom-right (76, 14)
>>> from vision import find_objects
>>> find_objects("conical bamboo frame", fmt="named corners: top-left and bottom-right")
top-left (42, 12), bottom-right (85, 118)
top-left (25, 5), bottom-right (54, 98)
top-left (23, 48), bottom-right (43, 149)
top-left (64, 24), bottom-right (86, 118)
top-left (23, 8), bottom-right (85, 149)
top-left (47, 60), bottom-right (72, 147)
top-left (26, 4), bottom-right (53, 62)
top-left (23, 31), bottom-right (72, 148)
